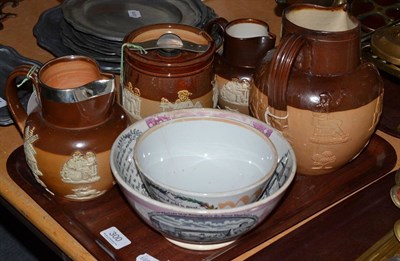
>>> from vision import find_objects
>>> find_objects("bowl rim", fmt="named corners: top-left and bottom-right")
top-left (110, 108), bottom-right (297, 214)
top-left (133, 115), bottom-right (279, 198)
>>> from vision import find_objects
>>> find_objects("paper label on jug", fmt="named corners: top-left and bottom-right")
top-left (0, 97), bottom-right (7, 108)
top-left (128, 10), bottom-right (141, 18)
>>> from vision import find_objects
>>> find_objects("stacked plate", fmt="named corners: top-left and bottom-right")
top-left (34, 0), bottom-right (217, 73)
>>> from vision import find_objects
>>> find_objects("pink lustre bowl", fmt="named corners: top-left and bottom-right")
top-left (110, 108), bottom-right (297, 251)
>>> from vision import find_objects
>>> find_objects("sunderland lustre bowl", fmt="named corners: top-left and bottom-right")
top-left (110, 108), bottom-right (296, 251)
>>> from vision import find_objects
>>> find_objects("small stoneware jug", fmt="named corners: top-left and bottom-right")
top-left (206, 17), bottom-right (276, 114)
top-left (249, 4), bottom-right (384, 175)
top-left (121, 24), bottom-right (216, 121)
top-left (6, 55), bottom-right (130, 200)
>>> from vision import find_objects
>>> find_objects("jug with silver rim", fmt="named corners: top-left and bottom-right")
top-left (6, 55), bottom-right (130, 200)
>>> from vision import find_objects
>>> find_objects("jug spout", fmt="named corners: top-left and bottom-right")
top-left (77, 76), bottom-right (115, 101)
top-left (41, 75), bottom-right (115, 104)
top-left (31, 55), bottom-right (119, 128)
top-left (38, 56), bottom-right (116, 104)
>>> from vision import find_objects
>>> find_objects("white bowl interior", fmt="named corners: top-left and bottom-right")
top-left (134, 117), bottom-right (277, 194)
top-left (226, 22), bottom-right (270, 38)
top-left (110, 109), bottom-right (297, 249)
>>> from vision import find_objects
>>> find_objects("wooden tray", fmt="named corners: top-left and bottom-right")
top-left (378, 71), bottom-right (400, 138)
top-left (6, 134), bottom-right (397, 260)
top-left (249, 169), bottom-right (400, 260)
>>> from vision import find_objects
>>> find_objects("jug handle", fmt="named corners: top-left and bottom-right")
top-left (205, 17), bottom-right (228, 41)
top-left (265, 33), bottom-right (305, 129)
top-left (5, 65), bottom-right (40, 134)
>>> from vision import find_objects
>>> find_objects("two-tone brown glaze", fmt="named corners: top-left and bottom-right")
top-left (122, 24), bottom-right (216, 120)
top-left (6, 55), bottom-right (130, 200)
top-left (250, 4), bottom-right (384, 175)
top-left (207, 18), bottom-right (276, 114)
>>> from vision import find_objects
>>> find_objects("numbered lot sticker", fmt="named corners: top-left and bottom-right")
top-left (128, 10), bottom-right (141, 18)
top-left (100, 226), bottom-right (131, 249)
top-left (137, 253), bottom-right (159, 261)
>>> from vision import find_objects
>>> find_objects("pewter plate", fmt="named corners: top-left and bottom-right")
top-left (60, 20), bottom-right (121, 55)
top-left (33, 5), bottom-right (120, 73)
top-left (61, 32), bottom-right (121, 62)
top-left (33, 5), bottom-right (74, 58)
top-left (62, 0), bottom-right (204, 42)
top-left (0, 45), bottom-right (41, 126)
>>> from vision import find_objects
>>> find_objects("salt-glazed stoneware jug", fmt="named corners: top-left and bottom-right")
top-left (121, 23), bottom-right (217, 121)
top-left (207, 18), bottom-right (276, 114)
top-left (249, 4), bottom-right (384, 175)
top-left (6, 55), bottom-right (130, 200)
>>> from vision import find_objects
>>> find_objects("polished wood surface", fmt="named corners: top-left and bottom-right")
top-left (0, 0), bottom-right (399, 260)
top-left (0, 0), bottom-right (23, 30)
top-left (248, 170), bottom-right (400, 260)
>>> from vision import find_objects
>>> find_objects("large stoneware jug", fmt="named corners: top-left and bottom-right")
top-left (6, 55), bottom-right (130, 200)
top-left (250, 4), bottom-right (383, 175)
top-left (121, 24), bottom-right (216, 121)
top-left (207, 18), bottom-right (276, 114)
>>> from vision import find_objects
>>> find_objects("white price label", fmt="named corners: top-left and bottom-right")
top-left (100, 226), bottom-right (131, 250)
top-left (0, 97), bottom-right (7, 108)
top-left (128, 10), bottom-right (141, 18)
top-left (136, 253), bottom-right (159, 261)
